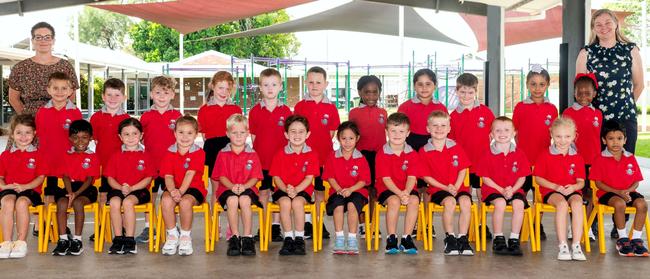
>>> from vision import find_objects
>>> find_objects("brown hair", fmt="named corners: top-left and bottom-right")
top-left (207, 71), bottom-right (235, 100)
top-left (175, 115), bottom-right (199, 132)
top-left (491, 116), bottom-right (514, 131)
top-left (590, 9), bottom-right (631, 45)
top-left (386, 112), bottom-right (410, 128)
top-left (284, 114), bottom-right (310, 133)
top-left (151, 75), bottom-right (176, 91)
top-left (10, 114), bottom-right (36, 135)
top-left (260, 68), bottom-right (282, 80)
top-left (47, 72), bottom-right (72, 86)
top-left (31, 22), bottom-right (55, 38)
top-left (103, 78), bottom-right (126, 95)
top-left (307, 66), bottom-right (327, 80)
top-left (427, 110), bottom-right (450, 125)
top-left (456, 73), bottom-right (478, 90)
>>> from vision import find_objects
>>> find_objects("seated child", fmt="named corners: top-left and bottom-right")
top-left (212, 114), bottom-right (263, 256)
top-left (590, 120), bottom-right (648, 257)
top-left (476, 116), bottom-right (530, 256)
top-left (0, 115), bottom-right (46, 258)
top-left (159, 116), bottom-right (206, 256)
top-left (419, 111), bottom-right (474, 256)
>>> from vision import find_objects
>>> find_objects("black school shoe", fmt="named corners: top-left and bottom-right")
top-left (253, 229), bottom-right (260, 242)
top-left (457, 235), bottom-right (474, 256)
top-left (492, 236), bottom-right (508, 255)
top-left (271, 225), bottom-right (283, 242)
top-left (279, 237), bottom-right (294, 256)
top-left (240, 236), bottom-right (256, 256)
top-left (539, 224), bottom-right (547, 241)
top-left (123, 237), bottom-right (137, 254)
top-left (293, 237), bottom-right (306, 255)
top-left (400, 235), bottom-right (418, 254)
top-left (108, 236), bottom-right (124, 254)
top-left (444, 234), bottom-right (459, 256)
top-left (69, 239), bottom-right (84, 256)
top-left (385, 234), bottom-right (399, 254)
top-left (508, 238), bottom-right (523, 256)
top-left (227, 235), bottom-right (241, 256)
top-left (304, 222), bottom-right (313, 239)
top-left (52, 239), bottom-right (70, 256)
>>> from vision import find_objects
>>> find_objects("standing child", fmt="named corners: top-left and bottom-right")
top-left (269, 115), bottom-right (320, 256)
top-left (589, 120), bottom-right (648, 257)
top-left (249, 68), bottom-right (292, 242)
top-left (104, 118), bottom-right (154, 255)
top-left (420, 111), bottom-right (474, 256)
top-left (212, 114), bottom-right (263, 256)
top-left (294, 66), bottom-right (339, 239)
top-left (0, 115), bottom-right (45, 258)
top-left (323, 121), bottom-right (371, 255)
top-left (476, 117), bottom-right (531, 256)
top-left (52, 120), bottom-right (100, 256)
top-left (533, 117), bottom-right (587, 261)
top-left (138, 75), bottom-right (182, 243)
top-left (375, 112), bottom-right (421, 255)
top-left (159, 116), bottom-right (206, 256)
top-left (348, 75), bottom-right (387, 237)
top-left (449, 73), bottom-right (495, 239)
top-left (198, 71), bottom-right (242, 177)
top-left (90, 78), bottom-right (130, 242)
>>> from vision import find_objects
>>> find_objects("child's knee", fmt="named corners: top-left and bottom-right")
top-left (386, 196), bottom-right (400, 207)
top-left (408, 195), bottom-right (419, 205)
top-left (442, 197), bottom-right (456, 207)
top-left (15, 197), bottom-right (31, 209)
top-left (634, 199), bottom-right (648, 212)
top-left (511, 199), bottom-right (524, 210)
top-left (346, 202), bottom-right (358, 214)
top-left (493, 198), bottom-right (506, 208)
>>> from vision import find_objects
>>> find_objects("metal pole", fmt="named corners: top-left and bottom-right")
top-left (283, 64), bottom-right (288, 104)
top-left (461, 54), bottom-right (465, 74)
top-left (445, 67), bottom-right (449, 107)
top-left (367, 64), bottom-right (370, 76)
top-left (243, 65), bottom-right (247, 109)
top-left (510, 72), bottom-right (515, 113)
top-left (87, 64), bottom-right (93, 116)
top-left (642, 0), bottom-right (648, 131)
top-left (235, 67), bottom-right (240, 103)
top-left (146, 74), bottom-right (151, 110)
top-left (134, 73), bottom-right (139, 116)
top-left (336, 63), bottom-right (340, 109)
top-left (1, 66), bottom-right (4, 124)
top-left (407, 62), bottom-right (412, 99)
top-left (520, 68), bottom-right (524, 101)
top-left (545, 57), bottom-right (549, 97)
top-left (346, 61), bottom-right (351, 113)
top-left (304, 58), bottom-right (308, 95)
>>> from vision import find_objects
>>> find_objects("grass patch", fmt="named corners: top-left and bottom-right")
top-left (636, 133), bottom-right (650, 158)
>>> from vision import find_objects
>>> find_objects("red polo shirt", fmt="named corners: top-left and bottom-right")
top-left (249, 100), bottom-right (292, 170)
top-left (63, 149), bottom-right (100, 183)
top-left (140, 106), bottom-right (182, 176)
top-left (0, 145), bottom-right (47, 194)
top-left (418, 139), bottom-right (471, 196)
top-left (475, 143), bottom-right (531, 198)
top-left (375, 143), bottom-right (421, 194)
top-left (589, 150), bottom-right (643, 198)
top-left (294, 96), bottom-right (340, 166)
top-left (398, 96), bottom-right (448, 135)
top-left (159, 144), bottom-right (206, 197)
top-left (212, 144), bottom-right (263, 197)
top-left (449, 102), bottom-right (494, 173)
top-left (197, 101), bottom-right (242, 139)
top-left (512, 98), bottom-right (558, 164)
top-left (322, 149), bottom-right (371, 198)
top-left (90, 108), bottom-right (130, 168)
top-left (532, 146), bottom-right (586, 197)
top-left (103, 146), bottom-right (155, 188)
top-left (269, 144), bottom-right (320, 195)
top-left (348, 104), bottom-right (387, 152)
top-left (562, 103), bottom-right (603, 165)
top-left (35, 100), bottom-right (82, 177)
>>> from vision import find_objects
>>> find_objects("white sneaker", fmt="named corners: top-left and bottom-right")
top-left (0, 241), bottom-right (12, 258)
top-left (162, 234), bottom-right (179, 255)
top-left (588, 230), bottom-right (596, 242)
top-left (571, 243), bottom-right (587, 261)
top-left (178, 235), bottom-right (193, 256)
top-left (558, 243), bottom-right (572, 261)
top-left (9, 240), bottom-right (27, 258)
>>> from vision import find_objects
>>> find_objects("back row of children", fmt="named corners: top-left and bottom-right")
top-left (0, 63), bottom-right (647, 260)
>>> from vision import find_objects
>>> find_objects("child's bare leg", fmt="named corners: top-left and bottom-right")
top-left (347, 202), bottom-right (359, 234)
top-left (15, 197), bottom-right (31, 241)
top-left (385, 196), bottom-right (400, 235)
top-left (511, 199), bottom-right (525, 235)
top-left (178, 195), bottom-right (197, 231)
top-left (109, 197), bottom-right (124, 237)
top-left (492, 198), bottom-right (506, 235)
top-left (568, 195), bottom-right (584, 245)
top-left (278, 197), bottom-right (292, 234)
top-left (458, 195), bottom-right (472, 235)
top-left (226, 196), bottom-right (240, 236)
top-left (239, 196), bottom-right (252, 236)
top-left (292, 197), bottom-right (306, 232)
top-left (160, 192), bottom-right (177, 230)
top-left (259, 189), bottom-right (270, 211)
top-left (1, 195), bottom-right (16, 239)
top-left (56, 198), bottom-right (69, 235)
top-left (608, 196), bottom-right (628, 231)
top-left (72, 197), bottom-right (90, 236)
top-left (333, 206), bottom-right (344, 232)
top-left (314, 191), bottom-right (324, 222)
top-left (632, 198), bottom-right (648, 232)
top-left (145, 191), bottom-right (158, 228)
top-left (122, 196), bottom-right (138, 237)
top-left (548, 194), bottom-right (569, 243)
top-left (442, 196), bottom-right (456, 234)
top-left (98, 192), bottom-right (107, 212)
top-left (404, 195), bottom-right (420, 234)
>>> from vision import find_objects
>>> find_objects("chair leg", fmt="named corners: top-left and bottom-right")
top-left (481, 204), bottom-right (487, 252)
top-left (154, 206), bottom-right (162, 253)
top-left (373, 205), bottom-right (380, 251)
top-left (204, 205), bottom-right (211, 253)
top-left (427, 204), bottom-right (433, 252)
top-left (264, 206), bottom-right (272, 252)
top-left (311, 206), bottom-right (318, 252)
top-left (148, 205), bottom-right (154, 252)
top-left (209, 207), bottom-right (218, 252)
top-left (419, 204), bottom-right (427, 251)
top-left (582, 206), bottom-right (590, 253)
top-left (521, 209), bottom-right (530, 243)
top-left (37, 206), bottom-right (44, 253)
top-left (535, 205), bottom-right (541, 252)
top-left (597, 206), bottom-right (606, 254)
top-left (257, 208), bottom-right (265, 252)
top-left (43, 206), bottom-right (52, 252)
top-left (93, 204), bottom-right (100, 252)
top-left (98, 206), bottom-right (108, 253)
top-left (527, 209), bottom-right (536, 252)
top-left (364, 205), bottom-right (371, 252)
top-left (644, 214), bottom-right (650, 246)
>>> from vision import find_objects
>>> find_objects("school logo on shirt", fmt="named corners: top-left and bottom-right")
top-left (169, 119), bottom-right (176, 130)
top-left (82, 158), bottom-right (91, 169)
top-left (452, 155), bottom-right (459, 167)
top-left (245, 160), bottom-right (253, 170)
top-left (278, 116), bottom-right (285, 127)
top-left (568, 163), bottom-right (575, 176)
top-left (183, 158), bottom-right (191, 169)
top-left (626, 163), bottom-right (634, 176)
top-left (477, 117), bottom-right (485, 128)
top-left (402, 160), bottom-right (409, 171)
top-left (137, 160), bottom-right (145, 171)
top-left (321, 114), bottom-right (329, 125)
top-left (544, 115), bottom-right (552, 126)
top-left (27, 158), bottom-right (36, 169)
top-left (63, 119), bottom-right (72, 130)
top-left (511, 162), bottom-right (519, 173)
top-left (350, 165), bottom-right (359, 177)
top-left (378, 114), bottom-right (385, 124)
top-left (302, 161), bottom-right (309, 172)
top-left (593, 117), bottom-right (600, 127)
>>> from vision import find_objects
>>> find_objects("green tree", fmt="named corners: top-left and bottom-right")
top-left (603, 0), bottom-right (648, 45)
top-left (129, 10), bottom-right (300, 62)
top-left (71, 7), bottom-right (134, 50)
top-left (79, 74), bottom-right (104, 110)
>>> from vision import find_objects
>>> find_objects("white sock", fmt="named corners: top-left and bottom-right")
top-left (494, 233), bottom-right (504, 237)
top-left (335, 231), bottom-right (344, 237)
top-left (447, 232), bottom-right (456, 237)
top-left (348, 233), bottom-right (357, 238)
top-left (272, 222), bottom-right (280, 225)
top-left (144, 222), bottom-right (150, 228)
top-left (59, 235), bottom-right (68, 240)
top-left (180, 230), bottom-right (191, 237)
top-left (402, 234), bottom-right (409, 239)
top-left (617, 228), bottom-right (628, 239)
top-left (284, 231), bottom-right (294, 238)
top-left (305, 215), bottom-right (312, 223)
top-left (295, 231), bottom-right (305, 237)
top-left (509, 233), bottom-right (520, 239)
top-left (458, 234), bottom-right (466, 237)
top-left (633, 230), bottom-right (643, 240)
top-left (167, 228), bottom-right (178, 237)
top-left (73, 235), bottom-right (82, 241)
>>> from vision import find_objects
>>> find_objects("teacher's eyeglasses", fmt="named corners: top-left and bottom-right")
top-left (32, 35), bottom-right (53, 41)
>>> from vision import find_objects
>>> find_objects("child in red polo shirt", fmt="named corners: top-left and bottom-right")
top-left (52, 120), bottom-right (99, 256)
top-left (198, 71), bottom-right (242, 177)
top-left (212, 114), bottom-right (263, 257)
top-left (249, 68), bottom-right (292, 242)
top-left (323, 121), bottom-right (371, 255)
top-left (105, 118), bottom-right (155, 255)
top-left (35, 72), bottom-right (82, 205)
top-left (0, 115), bottom-right (46, 258)
top-left (159, 116), bottom-right (206, 256)
top-left (375, 112), bottom-right (421, 255)
top-left (269, 115), bottom-right (319, 256)
top-left (590, 120), bottom-right (648, 257)
top-left (138, 75), bottom-right (181, 242)
top-left (348, 75), bottom-right (387, 237)
top-left (476, 116), bottom-right (531, 256)
top-left (420, 111), bottom-right (474, 256)
top-left (449, 73), bottom-right (495, 240)
top-left (533, 117), bottom-right (587, 261)
top-left (294, 66), bottom-right (339, 239)
top-left (90, 78), bottom-right (130, 237)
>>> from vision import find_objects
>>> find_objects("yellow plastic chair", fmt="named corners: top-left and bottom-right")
top-left (372, 201), bottom-right (428, 251)
top-left (587, 181), bottom-right (650, 254)
top-left (480, 185), bottom-right (536, 252)
top-left (426, 169), bottom-right (480, 251)
top-left (532, 177), bottom-right (590, 252)
top-left (209, 182), bottom-right (265, 252)
top-left (98, 181), bottom-right (156, 252)
top-left (0, 180), bottom-right (45, 253)
top-left (154, 166), bottom-right (211, 253)
top-left (43, 178), bottom-right (101, 252)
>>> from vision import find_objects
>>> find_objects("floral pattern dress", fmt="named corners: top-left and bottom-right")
top-left (585, 42), bottom-right (636, 121)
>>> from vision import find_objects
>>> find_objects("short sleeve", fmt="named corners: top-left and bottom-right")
top-left (248, 107), bottom-right (258, 136)
top-left (328, 105), bottom-right (341, 131)
top-left (375, 152), bottom-right (390, 179)
top-left (0, 152), bottom-right (8, 177)
top-left (418, 149), bottom-right (433, 175)
top-left (306, 152), bottom-right (320, 176)
top-left (269, 151), bottom-right (283, 177)
top-left (159, 153), bottom-right (173, 176)
top-left (197, 106), bottom-right (207, 133)
top-left (35, 151), bottom-right (48, 176)
top-left (212, 152), bottom-right (227, 179)
top-left (190, 150), bottom-right (205, 172)
top-left (7, 63), bottom-right (23, 92)
top-left (532, 152), bottom-right (548, 177)
top-left (358, 157), bottom-right (371, 185)
top-left (515, 151), bottom-right (532, 177)
top-left (89, 154), bottom-right (101, 178)
top-left (143, 153), bottom-right (156, 177)
top-left (588, 157), bottom-right (604, 181)
top-left (250, 153), bottom-right (263, 180)
top-left (475, 152), bottom-right (491, 178)
top-left (631, 157), bottom-right (644, 182)
top-left (574, 157), bottom-right (586, 180)
top-left (321, 154), bottom-right (336, 180)
top-left (103, 153), bottom-right (118, 178)
top-left (455, 146), bottom-right (471, 170)
top-left (406, 152), bottom-right (421, 178)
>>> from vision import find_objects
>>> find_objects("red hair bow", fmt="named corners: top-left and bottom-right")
top-left (574, 73), bottom-right (598, 90)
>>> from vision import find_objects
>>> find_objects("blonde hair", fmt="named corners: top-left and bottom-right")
top-left (151, 75), bottom-right (177, 90)
top-left (427, 110), bottom-right (449, 125)
top-left (491, 116), bottom-right (514, 131)
top-left (550, 117), bottom-right (577, 135)
top-left (175, 115), bottom-right (198, 132)
top-left (226, 113), bottom-right (248, 131)
top-left (590, 9), bottom-right (632, 45)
